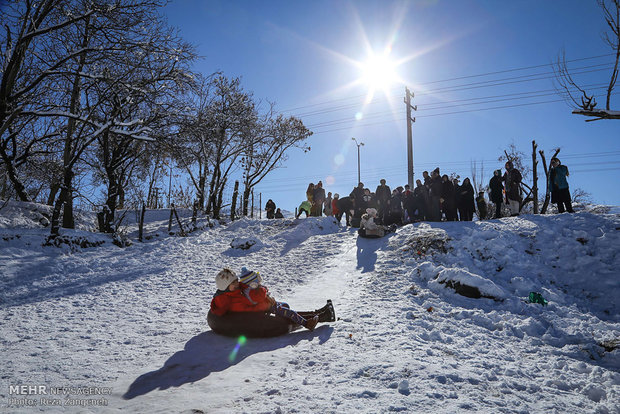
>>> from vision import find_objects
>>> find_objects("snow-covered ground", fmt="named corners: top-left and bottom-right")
top-left (1, 201), bottom-right (619, 413)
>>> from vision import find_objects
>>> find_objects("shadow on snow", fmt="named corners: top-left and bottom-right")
top-left (123, 326), bottom-right (334, 400)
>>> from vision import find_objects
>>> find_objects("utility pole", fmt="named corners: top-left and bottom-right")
top-left (352, 137), bottom-right (364, 184)
top-left (404, 87), bottom-right (417, 189)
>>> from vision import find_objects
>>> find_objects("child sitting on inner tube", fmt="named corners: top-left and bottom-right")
top-left (359, 208), bottom-right (386, 237)
top-left (210, 268), bottom-right (319, 331)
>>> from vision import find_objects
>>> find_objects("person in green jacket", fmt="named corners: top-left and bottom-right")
top-left (296, 200), bottom-right (311, 218)
top-left (549, 157), bottom-right (574, 213)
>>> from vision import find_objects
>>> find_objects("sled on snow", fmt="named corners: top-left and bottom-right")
top-left (207, 300), bottom-right (336, 338)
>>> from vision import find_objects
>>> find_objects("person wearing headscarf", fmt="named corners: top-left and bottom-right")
top-left (549, 157), bottom-right (574, 213)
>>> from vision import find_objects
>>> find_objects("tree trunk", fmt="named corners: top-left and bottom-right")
top-left (242, 186), bottom-right (251, 216)
top-left (59, 15), bottom-right (90, 231)
top-left (103, 172), bottom-right (118, 233)
top-left (206, 164), bottom-right (219, 215)
top-left (47, 181), bottom-right (60, 206)
top-left (231, 180), bottom-right (239, 221)
top-left (197, 171), bottom-right (206, 211)
top-left (138, 201), bottom-right (146, 242)
top-left (0, 147), bottom-right (30, 201)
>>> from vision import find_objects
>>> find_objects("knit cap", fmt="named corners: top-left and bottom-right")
top-left (215, 268), bottom-right (238, 290)
top-left (239, 267), bottom-right (262, 288)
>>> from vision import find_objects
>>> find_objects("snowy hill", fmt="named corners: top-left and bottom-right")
top-left (1, 201), bottom-right (619, 413)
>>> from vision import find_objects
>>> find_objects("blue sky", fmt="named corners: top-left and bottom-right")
top-left (165, 0), bottom-right (619, 211)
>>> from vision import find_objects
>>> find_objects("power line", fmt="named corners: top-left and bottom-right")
top-left (281, 53), bottom-right (615, 114)
top-left (309, 90), bottom-right (620, 134)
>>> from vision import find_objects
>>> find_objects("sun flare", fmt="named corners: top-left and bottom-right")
top-left (360, 52), bottom-right (399, 92)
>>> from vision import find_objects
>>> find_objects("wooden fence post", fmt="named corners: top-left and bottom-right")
top-left (532, 140), bottom-right (539, 214)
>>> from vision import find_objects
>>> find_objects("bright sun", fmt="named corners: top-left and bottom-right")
top-left (360, 52), bottom-right (399, 92)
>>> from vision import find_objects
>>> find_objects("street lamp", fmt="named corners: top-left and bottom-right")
top-left (352, 137), bottom-right (364, 184)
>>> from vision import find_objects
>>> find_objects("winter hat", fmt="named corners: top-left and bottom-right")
top-left (215, 268), bottom-right (238, 291)
top-left (366, 208), bottom-right (378, 217)
top-left (239, 267), bottom-right (262, 288)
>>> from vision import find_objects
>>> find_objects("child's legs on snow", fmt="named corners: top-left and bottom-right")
top-left (272, 301), bottom-right (307, 326)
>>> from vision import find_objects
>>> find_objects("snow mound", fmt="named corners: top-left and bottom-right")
top-left (435, 267), bottom-right (507, 300)
top-left (277, 216), bottom-right (341, 242)
top-left (229, 237), bottom-right (265, 251)
top-left (0, 200), bottom-right (99, 230)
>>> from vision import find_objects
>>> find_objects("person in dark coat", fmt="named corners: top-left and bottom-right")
top-left (413, 179), bottom-right (429, 221)
top-left (476, 192), bottom-right (488, 220)
top-left (502, 161), bottom-right (522, 216)
top-left (274, 208), bottom-right (284, 219)
top-left (452, 178), bottom-right (462, 221)
top-left (361, 188), bottom-right (373, 212)
top-left (265, 199), bottom-right (276, 219)
top-left (441, 175), bottom-right (457, 221)
top-left (422, 171), bottom-right (431, 188)
top-left (385, 189), bottom-right (403, 226)
top-left (489, 169), bottom-right (504, 218)
top-left (337, 195), bottom-right (354, 226)
top-left (428, 168), bottom-right (443, 221)
top-left (549, 157), bottom-right (574, 213)
top-left (349, 182), bottom-right (365, 219)
top-left (402, 184), bottom-right (416, 223)
top-left (312, 181), bottom-right (326, 216)
top-left (375, 179), bottom-right (391, 224)
top-left (458, 178), bottom-right (475, 221)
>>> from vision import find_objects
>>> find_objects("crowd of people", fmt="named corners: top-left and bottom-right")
top-left (264, 157), bottom-right (573, 226)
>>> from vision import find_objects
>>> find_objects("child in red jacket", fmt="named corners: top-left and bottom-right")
top-left (210, 268), bottom-right (319, 331)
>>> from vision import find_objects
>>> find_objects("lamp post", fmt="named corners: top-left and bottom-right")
top-left (352, 137), bottom-right (364, 183)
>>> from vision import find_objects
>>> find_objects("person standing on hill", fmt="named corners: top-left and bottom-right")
top-left (350, 182), bottom-right (365, 220)
top-left (306, 183), bottom-right (314, 205)
top-left (549, 157), bottom-right (574, 213)
top-left (413, 179), bottom-right (429, 221)
top-left (324, 191), bottom-right (333, 216)
top-left (489, 169), bottom-right (504, 218)
top-left (441, 174), bottom-right (457, 221)
top-left (429, 168), bottom-right (443, 221)
top-left (476, 192), bottom-right (488, 220)
top-left (313, 181), bottom-right (326, 216)
top-left (458, 178), bottom-right (475, 221)
top-left (375, 179), bottom-right (391, 224)
top-left (502, 161), bottom-right (522, 217)
top-left (265, 199), bottom-right (276, 219)
top-left (331, 193), bottom-right (341, 222)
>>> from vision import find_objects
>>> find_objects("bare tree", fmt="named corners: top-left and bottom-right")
top-left (470, 159), bottom-right (486, 193)
top-left (554, 0), bottom-right (620, 121)
top-left (241, 110), bottom-right (311, 215)
top-left (86, 15), bottom-right (196, 233)
top-left (172, 74), bottom-right (219, 212)
top-left (0, 0), bottom-right (96, 201)
top-left (204, 76), bottom-right (256, 219)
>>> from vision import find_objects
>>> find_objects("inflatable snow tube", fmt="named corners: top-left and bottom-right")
top-left (358, 228), bottom-right (383, 238)
top-left (207, 311), bottom-right (296, 338)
